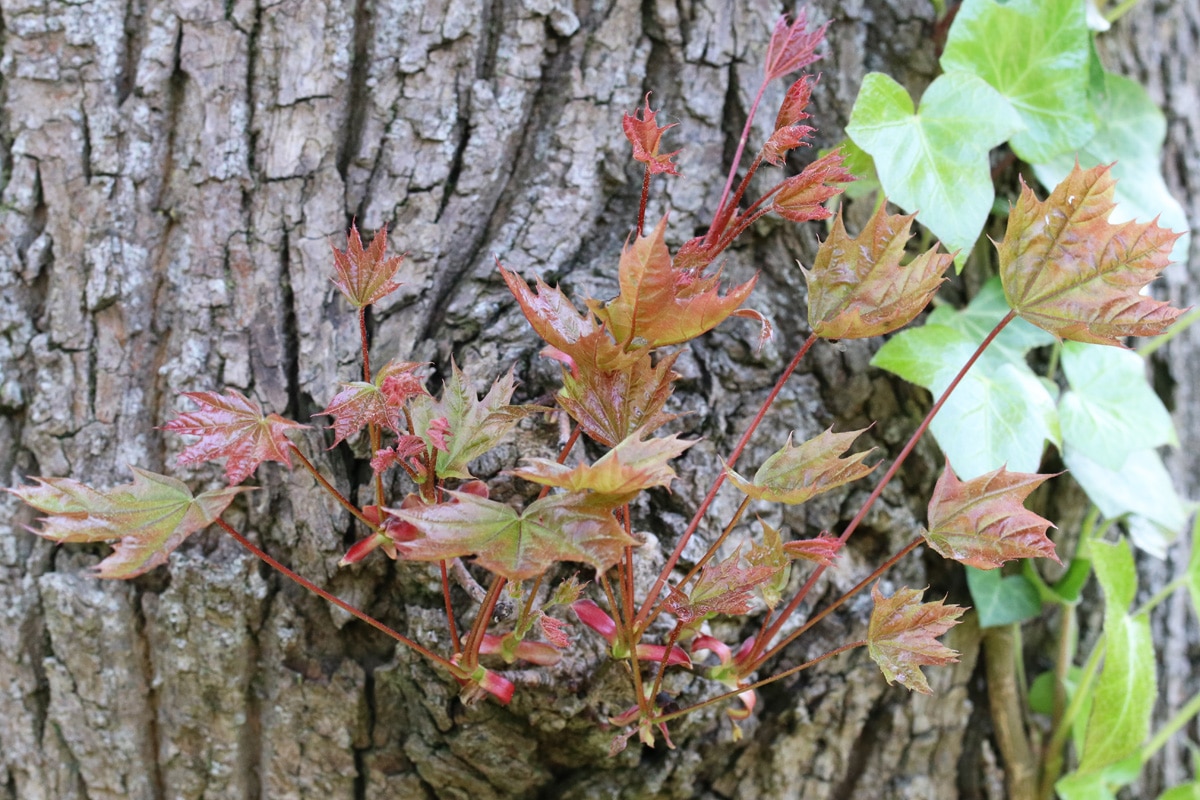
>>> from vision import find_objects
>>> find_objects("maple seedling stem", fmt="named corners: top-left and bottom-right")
top-left (649, 623), bottom-right (684, 702)
top-left (463, 575), bottom-right (508, 669)
top-left (653, 639), bottom-right (865, 727)
top-left (216, 518), bottom-right (454, 670)
top-left (756, 310), bottom-right (1017, 653)
top-left (706, 80), bottom-right (771, 246)
top-left (638, 166), bottom-right (652, 236)
top-left (440, 560), bottom-right (462, 655)
top-left (288, 443), bottom-right (376, 528)
top-left (636, 332), bottom-right (818, 630)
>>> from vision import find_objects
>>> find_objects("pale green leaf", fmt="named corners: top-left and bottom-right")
top-left (1059, 342), bottom-right (1177, 470)
top-left (846, 71), bottom-right (1022, 267)
top-left (965, 566), bottom-right (1041, 628)
top-left (940, 0), bottom-right (1095, 163)
top-left (925, 278), bottom-right (1055, 366)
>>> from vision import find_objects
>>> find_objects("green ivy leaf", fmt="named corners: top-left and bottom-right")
top-left (846, 71), bottom-right (1022, 268)
top-left (1076, 539), bottom-right (1155, 774)
top-left (1184, 515), bottom-right (1200, 623)
top-left (965, 566), bottom-right (1041, 628)
top-left (1063, 447), bottom-right (1188, 558)
top-left (1059, 342), bottom-right (1177, 471)
top-left (940, 0), bottom-right (1095, 163)
top-left (1032, 71), bottom-right (1190, 263)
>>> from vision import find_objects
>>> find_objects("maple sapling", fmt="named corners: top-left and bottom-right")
top-left (8, 9), bottom-right (1187, 759)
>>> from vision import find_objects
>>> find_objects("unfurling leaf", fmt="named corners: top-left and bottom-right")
top-left (762, 76), bottom-right (817, 166)
top-left (867, 584), bottom-right (965, 694)
top-left (588, 217), bottom-right (758, 349)
top-left (509, 429), bottom-right (694, 507)
top-left (772, 150), bottom-right (854, 222)
top-left (10, 469), bottom-right (248, 579)
top-left (747, 520), bottom-right (790, 608)
top-left (727, 427), bottom-right (877, 505)
top-left (162, 389), bottom-right (308, 484)
top-left (390, 492), bottom-right (637, 580)
top-left (623, 94), bottom-right (681, 176)
top-left (319, 361), bottom-right (427, 446)
top-left (330, 223), bottom-right (405, 308)
top-left (558, 349), bottom-right (679, 447)
top-left (407, 364), bottom-right (539, 480)
top-left (763, 10), bottom-right (829, 81)
top-left (999, 163), bottom-right (1185, 346)
top-left (803, 204), bottom-right (952, 339)
top-left (665, 551), bottom-right (782, 624)
top-left (923, 462), bottom-right (1059, 569)
top-left (783, 534), bottom-right (842, 567)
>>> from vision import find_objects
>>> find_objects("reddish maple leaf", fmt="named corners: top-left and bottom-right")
top-left (538, 614), bottom-right (571, 649)
top-left (319, 361), bottom-right (427, 446)
top-left (162, 389), bottom-right (307, 484)
top-left (726, 427), bottom-right (877, 505)
top-left (509, 429), bottom-right (694, 507)
top-left (9, 468), bottom-right (248, 579)
top-left (588, 217), bottom-right (758, 349)
top-left (763, 11), bottom-right (829, 81)
top-left (923, 462), bottom-right (1059, 569)
top-left (623, 94), bottom-right (680, 176)
top-left (499, 266), bottom-right (599, 357)
top-left (802, 203), bottom-right (952, 339)
top-left (665, 551), bottom-right (782, 624)
top-left (867, 584), bottom-right (965, 694)
top-left (390, 492), bottom-right (637, 580)
top-left (558, 348), bottom-right (679, 447)
top-left (783, 534), bottom-right (842, 567)
top-left (763, 76), bottom-right (817, 166)
top-left (999, 163), bottom-right (1185, 346)
top-left (330, 223), bottom-right (406, 308)
top-left (771, 150), bottom-right (854, 222)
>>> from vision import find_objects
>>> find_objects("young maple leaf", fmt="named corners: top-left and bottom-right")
top-left (923, 462), bottom-right (1060, 569)
top-left (726, 427), bottom-right (877, 505)
top-left (783, 534), bottom-right (842, 566)
top-left (499, 266), bottom-right (599, 358)
top-left (665, 551), bottom-right (781, 625)
top-left (763, 11), bottom-right (829, 81)
top-left (319, 360), bottom-right (427, 446)
top-left (802, 203), bottom-right (953, 339)
top-left (558, 348), bottom-right (679, 447)
top-left (330, 223), bottom-right (405, 308)
top-left (746, 520), bottom-right (791, 609)
top-left (762, 75), bottom-right (817, 167)
top-left (407, 364), bottom-right (541, 480)
top-left (162, 389), bottom-right (308, 484)
top-left (508, 429), bottom-right (694, 507)
top-left (390, 492), bottom-right (637, 581)
top-left (623, 93), bottom-right (680, 176)
top-left (9, 468), bottom-right (248, 579)
top-left (772, 150), bottom-right (854, 222)
top-left (867, 584), bottom-right (965, 694)
top-left (587, 217), bottom-right (758, 349)
top-left (999, 163), bottom-right (1185, 346)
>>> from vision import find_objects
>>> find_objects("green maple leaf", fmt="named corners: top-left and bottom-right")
top-left (727, 427), bottom-right (877, 505)
top-left (846, 71), bottom-right (1022, 268)
top-left (9, 468), bottom-right (248, 579)
top-left (408, 364), bottom-right (539, 480)
top-left (999, 163), bottom-right (1184, 346)
top-left (509, 430), bottom-right (694, 508)
top-left (867, 584), bottom-right (965, 694)
top-left (923, 462), bottom-right (1059, 569)
top-left (803, 203), bottom-right (952, 339)
top-left (390, 492), bottom-right (637, 581)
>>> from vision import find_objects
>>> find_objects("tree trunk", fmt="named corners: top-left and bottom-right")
top-left (0, 1), bottom-right (1193, 798)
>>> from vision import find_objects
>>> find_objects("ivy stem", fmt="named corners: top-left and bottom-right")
top-left (756, 310), bottom-right (1017, 652)
top-left (288, 443), bottom-right (376, 528)
top-left (216, 518), bottom-right (455, 670)
top-left (636, 332), bottom-right (819, 629)
top-left (1039, 633), bottom-right (1104, 799)
top-left (652, 639), bottom-right (865, 726)
top-left (753, 535), bottom-right (923, 668)
top-left (984, 624), bottom-right (1038, 800)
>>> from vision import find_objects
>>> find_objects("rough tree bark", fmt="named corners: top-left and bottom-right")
top-left (0, 1), bottom-right (1195, 799)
